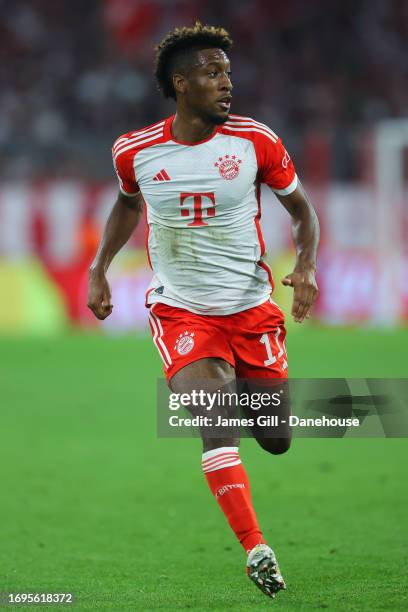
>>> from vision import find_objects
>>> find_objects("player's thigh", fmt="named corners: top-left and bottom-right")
top-left (232, 300), bottom-right (291, 442)
top-left (170, 356), bottom-right (235, 390)
top-left (171, 357), bottom-right (240, 449)
top-left (232, 300), bottom-right (288, 379)
top-left (171, 357), bottom-right (236, 414)
top-left (148, 302), bottom-right (234, 383)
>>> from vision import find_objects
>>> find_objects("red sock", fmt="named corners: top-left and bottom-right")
top-left (202, 446), bottom-right (265, 554)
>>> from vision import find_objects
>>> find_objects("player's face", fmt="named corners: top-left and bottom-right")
top-left (185, 48), bottom-right (232, 124)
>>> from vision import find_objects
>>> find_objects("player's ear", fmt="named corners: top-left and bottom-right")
top-left (173, 73), bottom-right (187, 95)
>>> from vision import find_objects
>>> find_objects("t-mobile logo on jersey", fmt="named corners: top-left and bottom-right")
top-left (180, 192), bottom-right (216, 227)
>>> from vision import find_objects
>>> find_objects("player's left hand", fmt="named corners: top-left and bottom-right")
top-left (281, 268), bottom-right (318, 323)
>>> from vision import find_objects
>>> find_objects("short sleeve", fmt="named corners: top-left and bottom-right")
top-left (112, 137), bottom-right (140, 196)
top-left (256, 133), bottom-right (297, 196)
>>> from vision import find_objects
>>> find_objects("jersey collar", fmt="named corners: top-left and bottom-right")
top-left (164, 115), bottom-right (220, 146)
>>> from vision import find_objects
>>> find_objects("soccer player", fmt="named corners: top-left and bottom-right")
top-left (88, 23), bottom-right (319, 599)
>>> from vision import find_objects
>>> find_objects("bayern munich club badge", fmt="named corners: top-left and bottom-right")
top-left (174, 331), bottom-right (195, 355)
top-left (214, 154), bottom-right (242, 180)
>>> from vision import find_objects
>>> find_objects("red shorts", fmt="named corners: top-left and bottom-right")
top-left (147, 300), bottom-right (288, 382)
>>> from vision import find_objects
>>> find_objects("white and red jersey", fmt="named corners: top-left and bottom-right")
top-left (112, 114), bottom-right (297, 315)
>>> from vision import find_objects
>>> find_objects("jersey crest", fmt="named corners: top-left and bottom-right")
top-left (214, 154), bottom-right (242, 180)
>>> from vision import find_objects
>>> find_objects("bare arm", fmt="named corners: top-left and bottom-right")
top-left (88, 191), bottom-right (144, 320)
top-left (276, 180), bottom-right (320, 322)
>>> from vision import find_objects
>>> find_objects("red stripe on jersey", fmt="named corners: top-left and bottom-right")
top-left (114, 131), bottom-right (163, 159)
top-left (254, 182), bottom-right (265, 256)
top-left (114, 125), bottom-right (164, 151)
top-left (223, 124), bottom-right (278, 144)
top-left (145, 288), bottom-right (155, 308)
top-left (257, 259), bottom-right (274, 291)
top-left (144, 203), bottom-right (152, 270)
top-left (224, 115), bottom-right (279, 143)
top-left (254, 181), bottom-right (274, 291)
top-left (113, 130), bottom-right (165, 160)
top-left (227, 115), bottom-right (279, 138)
top-left (161, 169), bottom-right (171, 181)
top-left (113, 120), bottom-right (165, 153)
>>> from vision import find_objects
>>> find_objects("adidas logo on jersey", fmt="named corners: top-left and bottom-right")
top-left (153, 169), bottom-right (171, 181)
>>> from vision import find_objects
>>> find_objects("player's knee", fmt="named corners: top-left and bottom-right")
top-left (272, 437), bottom-right (291, 455)
top-left (202, 437), bottom-right (240, 453)
top-left (257, 437), bottom-right (291, 455)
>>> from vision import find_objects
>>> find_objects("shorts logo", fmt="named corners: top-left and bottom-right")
top-left (214, 154), bottom-right (242, 180)
top-left (174, 331), bottom-right (195, 355)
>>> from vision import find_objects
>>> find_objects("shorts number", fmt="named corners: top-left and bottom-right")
top-left (260, 329), bottom-right (286, 367)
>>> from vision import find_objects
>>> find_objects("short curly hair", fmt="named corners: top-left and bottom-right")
top-left (154, 22), bottom-right (233, 100)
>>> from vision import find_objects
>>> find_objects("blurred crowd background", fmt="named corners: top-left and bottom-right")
top-left (0, 0), bottom-right (407, 333)
top-left (2, 0), bottom-right (408, 180)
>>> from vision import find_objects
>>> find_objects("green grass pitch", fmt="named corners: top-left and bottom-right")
top-left (0, 327), bottom-right (407, 610)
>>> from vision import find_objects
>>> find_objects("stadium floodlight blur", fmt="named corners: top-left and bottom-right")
top-left (0, 0), bottom-right (407, 332)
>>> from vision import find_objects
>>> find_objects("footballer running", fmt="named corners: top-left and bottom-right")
top-left (88, 23), bottom-right (320, 600)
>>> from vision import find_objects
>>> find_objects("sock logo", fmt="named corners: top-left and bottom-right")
top-left (216, 483), bottom-right (245, 498)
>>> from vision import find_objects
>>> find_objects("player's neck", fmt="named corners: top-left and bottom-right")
top-left (171, 111), bottom-right (216, 144)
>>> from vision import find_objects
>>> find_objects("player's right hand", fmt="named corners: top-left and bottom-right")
top-left (87, 270), bottom-right (113, 320)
